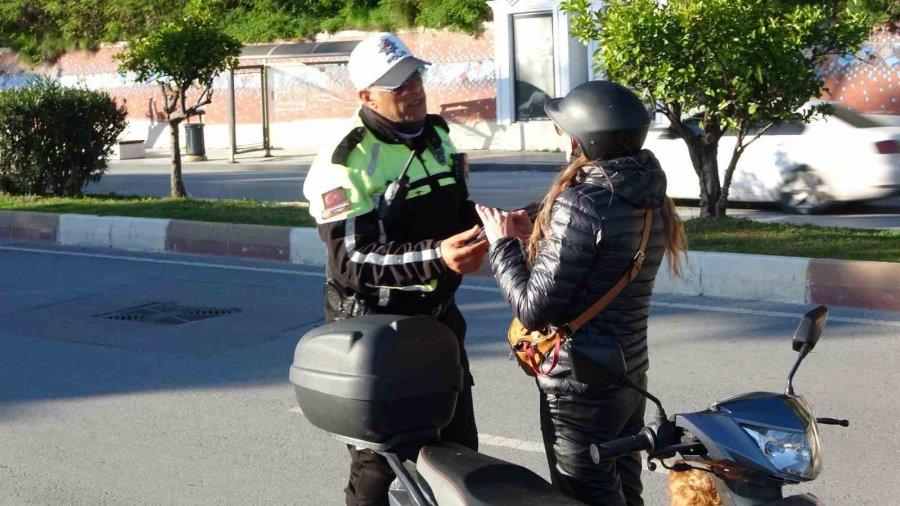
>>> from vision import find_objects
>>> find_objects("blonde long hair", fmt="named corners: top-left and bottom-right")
top-left (526, 154), bottom-right (688, 277)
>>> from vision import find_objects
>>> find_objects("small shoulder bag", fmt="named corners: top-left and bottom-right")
top-left (506, 210), bottom-right (653, 377)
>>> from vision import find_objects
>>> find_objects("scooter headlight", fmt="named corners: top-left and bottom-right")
top-left (742, 424), bottom-right (821, 480)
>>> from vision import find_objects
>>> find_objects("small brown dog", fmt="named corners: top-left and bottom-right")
top-left (668, 468), bottom-right (723, 506)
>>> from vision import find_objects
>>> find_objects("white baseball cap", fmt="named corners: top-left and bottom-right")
top-left (348, 33), bottom-right (430, 91)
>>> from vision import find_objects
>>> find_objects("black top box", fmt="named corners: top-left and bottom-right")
top-left (289, 314), bottom-right (463, 451)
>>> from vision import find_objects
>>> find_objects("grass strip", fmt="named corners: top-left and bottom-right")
top-left (0, 194), bottom-right (315, 228)
top-left (685, 216), bottom-right (899, 263)
top-left (1, 195), bottom-right (897, 262)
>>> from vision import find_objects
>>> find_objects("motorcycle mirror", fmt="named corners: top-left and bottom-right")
top-left (568, 339), bottom-right (627, 388)
top-left (792, 305), bottom-right (827, 353)
top-left (786, 305), bottom-right (828, 395)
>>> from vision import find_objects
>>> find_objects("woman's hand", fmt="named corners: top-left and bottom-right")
top-left (475, 204), bottom-right (515, 244)
top-left (508, 209), bottom-right (533, 241)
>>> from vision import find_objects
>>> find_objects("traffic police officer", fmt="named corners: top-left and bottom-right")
top-left (302, 32), bottom-right (487, 506)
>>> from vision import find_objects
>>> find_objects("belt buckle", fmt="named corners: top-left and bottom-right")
top-left (350, 298), bottom-right (363, 316)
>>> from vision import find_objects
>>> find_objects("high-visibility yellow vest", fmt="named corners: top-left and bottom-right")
top-left (304, 113), bottom-right (460, 225)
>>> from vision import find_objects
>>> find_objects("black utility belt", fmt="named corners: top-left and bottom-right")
top-left (324, 280), bottom-right (452, 319)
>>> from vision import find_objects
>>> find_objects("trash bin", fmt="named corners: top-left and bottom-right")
top-left (183, 123), bottom-right (206, 160)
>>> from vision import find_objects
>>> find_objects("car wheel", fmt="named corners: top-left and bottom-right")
top-left (777, 166), bottom-right (832, 215)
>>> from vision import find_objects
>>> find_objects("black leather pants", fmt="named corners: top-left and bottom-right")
top-left (539, 374), bottom-right (648, 506)
top-left (336, 304), bottom-right (479, 506)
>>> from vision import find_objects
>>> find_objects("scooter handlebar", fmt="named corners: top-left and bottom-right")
top-left (590, 428), bottom-right (656, 463)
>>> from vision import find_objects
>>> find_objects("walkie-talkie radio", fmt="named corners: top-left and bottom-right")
top-left (450, 152), bottom-right (469, 199)
top-left (376, 150), bottom-right (419, 223)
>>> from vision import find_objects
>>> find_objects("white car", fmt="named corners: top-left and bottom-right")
top-left (643, 104), bottom-right (900, 213)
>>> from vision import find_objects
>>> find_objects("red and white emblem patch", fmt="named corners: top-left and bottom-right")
top-left (321, 187), bottom-right (351, 219)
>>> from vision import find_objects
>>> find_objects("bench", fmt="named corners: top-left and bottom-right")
top-left (116, 140), bottom-right (146, 160)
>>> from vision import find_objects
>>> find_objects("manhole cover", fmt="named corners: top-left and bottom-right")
top-left (95, 302), bottom-right (241, 325)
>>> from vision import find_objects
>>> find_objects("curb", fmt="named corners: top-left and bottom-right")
top-left (2, 210), bottom-right (898, 313)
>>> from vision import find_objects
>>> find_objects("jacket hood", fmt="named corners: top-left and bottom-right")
top-left (583, 150), bottom-right (667, 209)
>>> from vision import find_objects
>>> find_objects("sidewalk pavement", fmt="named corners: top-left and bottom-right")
top-left (2, 210), bottom-right (898, 313)
top-left (109, 148), bottom-right (567, 172)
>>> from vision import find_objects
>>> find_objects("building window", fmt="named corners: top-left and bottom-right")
top-left (512, 12), bottom-right (555, 122)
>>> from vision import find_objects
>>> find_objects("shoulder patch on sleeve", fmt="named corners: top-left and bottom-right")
top-left (321, 187), bottom-right (352, 220)
top-left (331, 127), bottom-right (367, 166)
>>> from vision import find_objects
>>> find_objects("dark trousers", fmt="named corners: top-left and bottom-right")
top-left (333, 304), bottom-right (479, 506)
top-left (539, 374), bottom-right (648, 506)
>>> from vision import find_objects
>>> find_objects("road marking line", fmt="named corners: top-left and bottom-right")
top-left (286, 406), bottom-right (667, 474)
top-left (3, 245), bottom-right (898, 328)
top-left (456, 284), bottom-right (501, 293)
top-left (651, 301), bottom-right (900, 328)
top-left (0, 245), bottom-right (323, 277)
top-left (479, 433), bottom-right (545, 453)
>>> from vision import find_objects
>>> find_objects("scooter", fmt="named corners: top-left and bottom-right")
top-left (574, 304), bottom-right (848, 505)
top-left (289, 306), bottom-right (845, 505)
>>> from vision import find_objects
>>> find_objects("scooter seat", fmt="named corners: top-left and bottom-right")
top-left (417, 443), bottom-right (584, 505)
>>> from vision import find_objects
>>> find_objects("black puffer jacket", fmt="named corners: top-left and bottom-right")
top-left (489, 150), bottom-right (667, 395)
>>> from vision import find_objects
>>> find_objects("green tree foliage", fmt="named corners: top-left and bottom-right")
top-left (563, 0), bottom-right (870, 218)
top-left (854, 0), bottom-right (900, 26)
top-left (216, 0), bottom-right (488, 42)
top-left (0, 0), bottom-right (181, 63)
top-left (118, 15), bottom-right (241, 197)
top-left (822, 0), bottom-right (900, 27)
top-left (0, 77), bottom-right (127, 196)
top-left (0, 1), bottom-right (69, 64)
top-left (0, 0), bottom-right (490, 62)
top-left (415, 0), bottom-right (490, 33)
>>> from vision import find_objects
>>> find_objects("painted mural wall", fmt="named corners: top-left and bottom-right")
top-left (0, 29), bottom-right (500, 151)
top-left (821, 26), bottom-right (900, 114)
top-left (1, 26), bottom-right (898, 152)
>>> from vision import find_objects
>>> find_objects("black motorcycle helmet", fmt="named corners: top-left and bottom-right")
top-left (544, 80), bottom-right (650, 161)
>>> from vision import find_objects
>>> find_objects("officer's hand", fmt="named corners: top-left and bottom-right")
top-left (440, 226), bottom-right (488, 275)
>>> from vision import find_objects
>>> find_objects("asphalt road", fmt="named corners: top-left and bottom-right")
top-left (1, 240), bottom-right (898, 505)
top-left (88, 156), bottom-right (900, 230)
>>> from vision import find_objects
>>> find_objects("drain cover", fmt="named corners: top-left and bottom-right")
top-left (95, 302), bottom-right (241, 325)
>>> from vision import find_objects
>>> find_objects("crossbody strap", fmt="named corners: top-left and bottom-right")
top-left (562, 209), bottom-right (654, 336)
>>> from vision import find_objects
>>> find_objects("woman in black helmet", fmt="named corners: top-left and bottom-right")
top-left (476, 80), bottom-right (688, 506)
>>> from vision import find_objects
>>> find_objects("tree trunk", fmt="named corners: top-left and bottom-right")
top-left (714, 190), bottom-right (729, 217)
top-left (715, 147), bottom-right (747, 219)
top-left (714, 169), bottom-right (734, 218)
top-left (169, 120), bottom-right (186, 198)
top-left (701, 149), bottom-right (722, 218)
top-left (686, 140), bottom-right (724, 218)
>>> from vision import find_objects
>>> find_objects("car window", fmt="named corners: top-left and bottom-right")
top-left (830, 106), bottom-right (885, 128)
